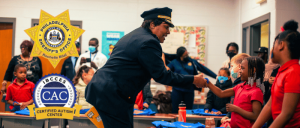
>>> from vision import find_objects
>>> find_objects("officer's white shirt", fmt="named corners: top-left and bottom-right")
top-left (75, 51), bottom-right (107, 73)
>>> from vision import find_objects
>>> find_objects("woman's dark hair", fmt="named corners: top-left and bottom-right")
top-left (278, 20), bottom-right (300, 59)
top-left (73, 65), bottom-right (92, 85)
top-left (245, 56), bottom-right (265, 84)
top-left (226, 42), bottom-right (239, 52)
top-left (141, 19), bottom-right (165, 30)
top-left (219, 67), bottom-right (230, 76)
top-left (20, 40), bottom-right (33, 53)
top-left (14, 64), bottom-right (26, 72)
top-left (176, 46), bottom-right (187, 58)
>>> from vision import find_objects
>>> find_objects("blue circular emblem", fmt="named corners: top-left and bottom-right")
top-left (33, 74), bottom-right (76, 108)
top-left (44, 27), bottom-right (65, 48)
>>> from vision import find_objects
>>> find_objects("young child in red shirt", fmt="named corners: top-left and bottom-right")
top-left (253, 20), bottom-right (300, 128)
top-left (5, 64), bottom-right (35, 112)
top-left (203, 56), bottom-right (264, 128)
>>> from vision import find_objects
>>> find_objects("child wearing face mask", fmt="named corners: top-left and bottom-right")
top-left (204, 68), bottom-right (232, 115)
top-left (204, 57), bottom-right (264, 128)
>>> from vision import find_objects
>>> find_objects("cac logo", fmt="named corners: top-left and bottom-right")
top-left (34, 74), bottom-right (76, 108)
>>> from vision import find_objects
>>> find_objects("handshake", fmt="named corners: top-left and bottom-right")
top-left (193, 74), bottom-right (208, 88)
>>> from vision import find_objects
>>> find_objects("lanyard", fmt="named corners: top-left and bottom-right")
top-left (90, 52), bottom-right (97, 61)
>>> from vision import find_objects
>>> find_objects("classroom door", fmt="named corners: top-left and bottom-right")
top-left (0, 23), bottom-right (13, 112)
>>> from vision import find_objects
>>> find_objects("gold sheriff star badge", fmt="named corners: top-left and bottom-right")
top-left (25, 10), bottom-right (84, 68)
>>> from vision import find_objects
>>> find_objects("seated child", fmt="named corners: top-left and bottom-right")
top-left (204, 68), bottom-right (232, 114)
top-left (5, 64), bottom-right (35, 111)
top-left (203, 56), bottom-right (264, 128)
top-left (134, 82), bottom-right (153, 110)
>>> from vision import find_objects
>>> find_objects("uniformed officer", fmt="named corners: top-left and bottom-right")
top-left (85, 7), bottom-right (205, 128)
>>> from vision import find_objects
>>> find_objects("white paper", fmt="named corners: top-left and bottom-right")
top-left (186, 47), bottom-right (197, 57)
top-left (188, 34), bottom-right (196, 47)
top-left (161, 32), bottom-right (184, 54)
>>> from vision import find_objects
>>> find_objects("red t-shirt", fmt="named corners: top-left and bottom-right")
top-left (271, 59), bottom-right (300, 128)
top-left (230, 82), bottom-right (263, 128)
top-left (5, 79), bottom-right (35, 110)
top-left (135, 90), bottom-right (144, 110)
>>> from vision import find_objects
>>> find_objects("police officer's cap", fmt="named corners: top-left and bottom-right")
top-left (141, 7), bottom-right (174, 27)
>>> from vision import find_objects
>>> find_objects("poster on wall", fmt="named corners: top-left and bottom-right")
top-left (162, 26), bottom-right (207, 64)
top-left (161, 32), bottom-right (184, 54)
top-left (101, 31), bottom-right (124, 59)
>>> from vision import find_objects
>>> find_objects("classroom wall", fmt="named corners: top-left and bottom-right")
top-left (238, 0), bottom-right (277, 48)
top-left (275, 0), bottom-right (300, 35)
top-left (0, 0), bottom-right (239, 83)
top-left (237, 0), bottom-right (300, 53)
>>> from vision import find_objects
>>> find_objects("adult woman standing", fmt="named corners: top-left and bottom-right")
top-left (167, 46), bottom-right (217, 113)
top-left (1, 40), bottom-right (43, 93)
top-left (222, 42), bottom-right (239, 68)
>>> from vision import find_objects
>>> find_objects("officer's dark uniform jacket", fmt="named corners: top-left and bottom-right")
top-left (85, 27), bottom-right (194, 127)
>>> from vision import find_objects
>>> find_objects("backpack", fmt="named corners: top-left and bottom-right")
top-left (152, 91), bottom-right (172, 113)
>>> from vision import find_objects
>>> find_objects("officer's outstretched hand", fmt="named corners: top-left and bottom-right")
top-left (193, 74), bottom-right (206, 88)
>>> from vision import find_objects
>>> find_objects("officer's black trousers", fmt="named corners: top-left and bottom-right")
top-left (98, 107), bottom-right (134, 128)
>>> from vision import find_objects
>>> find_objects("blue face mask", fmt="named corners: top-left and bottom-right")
top-left (218, 76), bottom-right (229, 84)
top-left (231, 69), bottom-right (238, 79)
top-left (89, 46), bottom-right (96, 53)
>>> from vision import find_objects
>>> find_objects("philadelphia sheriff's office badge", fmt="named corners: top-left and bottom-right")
top-left (25, 10), bottom-right (84, 68)
top-left (27, 74), bottom-right (82, 120)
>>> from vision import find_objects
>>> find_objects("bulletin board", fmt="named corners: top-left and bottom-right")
top-left (161, 26), bottom-right (207, 64)
top-left (101, 31), bottom-right (124, 59)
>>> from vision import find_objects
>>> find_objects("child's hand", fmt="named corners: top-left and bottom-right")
top-left (133, 110), bottom-right (143, 114)
top-left (14, 102), bottom-right (20, 106)
top-left (20, 102), bottom-right (28, 110)
top-left (226, 103), bottom-right (237, 112)
top-left (134, 104), bottom-right (139, 109)
top-left (204, 110), bottom-right (209, 113)
top-left (269, 77), bottom-right (275, 85)
top-left (221, 116), bottom-right (229, 124)
top-left (143, 103), bottom-right (149, 108)
top-left (226, 119), bottom-right (231, 122)
top-left (1, 81), bottom-right (7, 93)
top-left (215, 111), bottom-right (222, 115)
